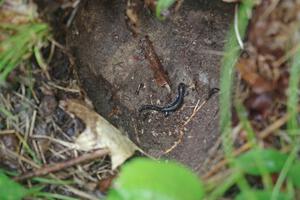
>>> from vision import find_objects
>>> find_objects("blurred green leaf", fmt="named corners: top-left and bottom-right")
top-left (235, 190), bottom-right (291, 200)
top-left (156, 0), bottom-right (176, 19)
top-left (287, 161), bottom-right (300, 188)
top-left (236, 149), bottom-right (288, 175)
top-left (0, 172), bottom-right (28, 200)
top-left (107, 158), bottom-right (204, 200)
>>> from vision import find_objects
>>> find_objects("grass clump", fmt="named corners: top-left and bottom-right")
top-left (0, 1), bottom-right (49, 84)
top-left (0, 23), bottom-right (49, 82)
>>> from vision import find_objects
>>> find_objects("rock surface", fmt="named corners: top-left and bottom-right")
top-left (67, 0), bottom-right (233, 173)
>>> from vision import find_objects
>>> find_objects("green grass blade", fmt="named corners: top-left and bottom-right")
top-left (273, 47), bottom-right (300, 200)
top-left (272, 146), bottom-right (298, 200)
top-left (32, 177), bottom-right (74, 185)
top-left (219, 0), bottom-right (255, 159)
top-left (287, 47), bottom-right (300, 134)
top-left (235, 102), bottom-right (256, 144)
top-left (235, 103), bottom-right (273, 189)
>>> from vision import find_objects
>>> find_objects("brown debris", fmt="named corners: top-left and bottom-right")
top-left (0, 133), bottom-right (19, 169)
top-left (140, 35), bottom-right (171, 90)
top-left (234, 0), bottom-right (300, 128)
top-left (144, 0), bottom-right (157, 11)
top-left (97, 174), bottom-right (117, 194)
top-left (244, 93), bottom-right (273, 120)
top-left (39, 95), bottom-right (58, 117)
top-left (236, 58), bottom-right (274, 94)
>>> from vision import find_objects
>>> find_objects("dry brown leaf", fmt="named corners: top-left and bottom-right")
top-left (237, 58), bottom-right (273, 94)
top-left (59, 99), bottom-right (139, 169)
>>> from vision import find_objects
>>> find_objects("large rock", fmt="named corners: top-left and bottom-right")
top-left (67, 0), bottom-right (233, 173)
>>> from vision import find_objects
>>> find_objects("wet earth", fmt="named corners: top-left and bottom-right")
top-left (67, 0), bottom-right (233, 174)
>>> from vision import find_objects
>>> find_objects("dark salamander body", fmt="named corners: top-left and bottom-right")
top-left (139, 83), bottom-right (186, 116)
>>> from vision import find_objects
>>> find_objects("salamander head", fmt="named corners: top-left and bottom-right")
top-left (178, 82), bottom-right (186, 94)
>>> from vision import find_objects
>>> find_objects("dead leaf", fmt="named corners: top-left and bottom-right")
top-left (59, 99), bottom-right (139, 169)
top-left (237, 58), bottom-right (273, 94)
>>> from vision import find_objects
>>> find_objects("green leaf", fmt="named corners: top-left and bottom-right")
top-left (236, 149), bottom-right (288, 175)
top-left (235, 190), bottom-right (291, 200)
top-left (156, 0), bottom-right (176, 19)
top-left (0, 172), bottom-right (29, 200)
top-left (107, 158), bottom-right (204, 200)
top-left (287, 161), bottom-right (300, 188)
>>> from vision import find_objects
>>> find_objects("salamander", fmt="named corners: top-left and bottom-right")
top-left (139, 83), bottom-right (186, 116)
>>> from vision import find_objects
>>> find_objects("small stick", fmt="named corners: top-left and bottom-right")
top-left (141, 35), bottom-right (171, 91)
top-left (14, 148), bottom-right (110, 181)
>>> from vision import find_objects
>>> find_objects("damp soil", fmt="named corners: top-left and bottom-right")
top-left (66, 0), bottom-right (233, 173)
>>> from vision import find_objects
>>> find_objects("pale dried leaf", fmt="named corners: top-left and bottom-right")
top-left (60, 99), bottom-right (139, 169)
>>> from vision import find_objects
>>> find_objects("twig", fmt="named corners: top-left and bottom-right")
top-left (47, 82), bottom-right (81, 93)
top-left (163, 100), bottom-right (207, 154)
top-left (141, 35), bottom-right (171, 91)
top-left (163, 100), bottom-right (200, 154)
top-left (0, 130), bottom-right (15, 134)
top-left (43, 174), bottom-right (100, 200)
top-left (14, 148), bottom-right (110, 181)
top-left (66, 1), bottom-right (80, 27)
top-left (31, 135), bottom-right (76, 148)
top-left (49, 39), bottom-right (75, 66)
top-left (64, 184), bottom-right (99, 200)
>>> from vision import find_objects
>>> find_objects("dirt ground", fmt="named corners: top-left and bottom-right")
top-left (67, 0), bottom-right (233, 173)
